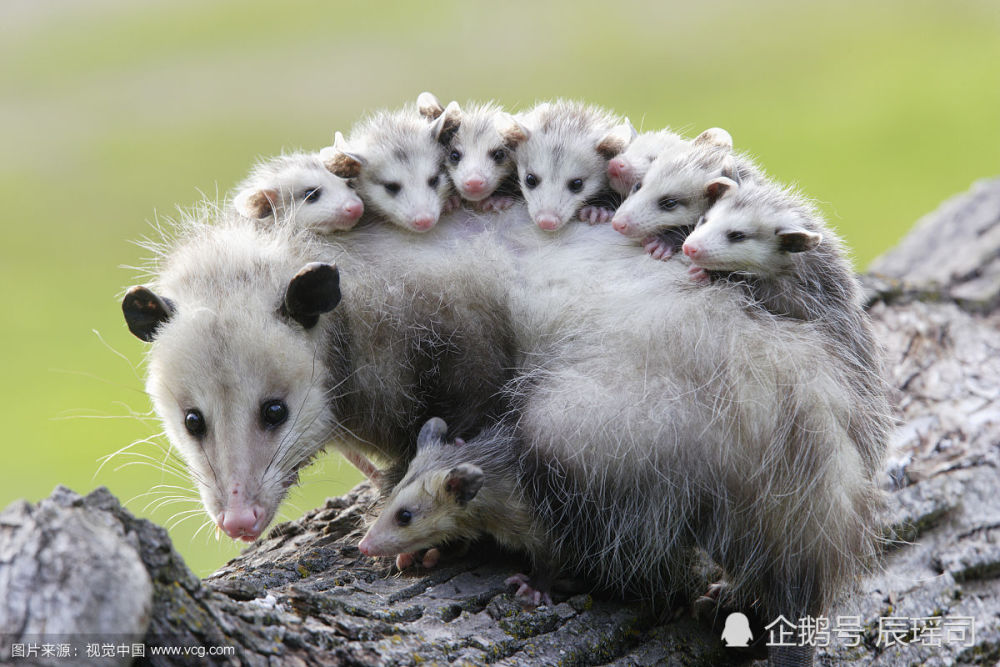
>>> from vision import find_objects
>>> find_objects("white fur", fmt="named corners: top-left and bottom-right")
top-left (607, 129), bottom-right (686, 196)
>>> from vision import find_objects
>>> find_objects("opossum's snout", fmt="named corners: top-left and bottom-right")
top-left (535, 212), bottom-right (563, 231)
top-left (611, 211), bottom-right (637, 236)
top-left (607, 157), bottom-right (635, 193)
top-left (410, 213), bottom-right (437, 232)
top-left (341, 198), bottom-right (364, 222)
top-left (217, 501), bottom-right (267, 542)
top-left (461, 174), bottom-right (488, 198)
top-left (682, 240), bottom-right (701, 260)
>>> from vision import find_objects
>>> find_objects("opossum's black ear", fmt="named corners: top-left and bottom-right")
top-left (235, 188), bottom-right (277, 219)
top-left (693, 127), bottom-right (733, 150)
top-left (596, 122), bottom-right (634, 160)
top-left (430, 101), bottom-right (462, 145)
top-left (497, 113), bottom-right (529, 148)
top-left (777, 229), bottom-right (822, 253)
top-left (417, 91), bottom-right (444, 120)
top-left (417, 417), bottom-right (448, 450)
top-left (705, 176), bottom-right (738, 204)
top-left (284, 262), bottom-right (341, 329)
top-left (122, 286), bottom-right (174, 342)
top-left (322, 132), bottom-right (365, 179)
top-left (444, 464), bottom-right (483, 505)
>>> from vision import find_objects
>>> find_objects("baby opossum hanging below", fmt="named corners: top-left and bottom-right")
top-left (417, 92), bottom-right (527, 212)
top-left (511, 100), bottom-right (634, 231)
top-left (233, 152), bottom-right (364, 233)
top-left (321, 105), bottom-right (454, 233)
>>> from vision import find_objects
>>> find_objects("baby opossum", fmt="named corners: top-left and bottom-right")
top-left (122, 207), bottom-right (518, 542)
top-left (610, 128), bottom-right (752, 259)
top-left (682, 179), bottom-right (892, 473)
top-left (417, 92), bottom-right (527, 212)
top-left (606, 127), bottom-right (687, 197)
top-left (233, 152), bottom-right (364, 233)
top-left (512, 100), bottom-right (634, 230)
top-left (321, 105), bottom-right (453, 233)
top-left (359, 417), bottom-right (554, 604)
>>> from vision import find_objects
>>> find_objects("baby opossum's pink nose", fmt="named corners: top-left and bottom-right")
top-left (218, 505), bottom-right (264, 542)
top-left (343, 200), bottom-right (363, 220)
top-left (463, 176), bottom-right (487, 195)
top-left (682, 242), bottom-right (700, 259)
top-left (358, 535), bottom-right (373, 556)
top-left (611, 214), bottom-right (630, 234)
top-left (411, 214), bottom-right (436, 231)
top-left (607, 158), bottom-right (630, 178)
top-left (535, 213), bottom-right (561, 231)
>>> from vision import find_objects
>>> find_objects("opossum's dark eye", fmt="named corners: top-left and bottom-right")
top-left (491, 148), bottom-right (506, 164)
top-left (632, 182), bottom-right (642, 193)
top-left (449, 150), bottom-right (462, 164)
top-left (260, 400), bottom-right (289, 428)
top-left (303, 187), bottom-right (323, 203)
top-left (568, 178), bottom-right (584, 193)
top-left (726, 231), bottom-right (747, 242)
top-left (395, 508), bottom-right (413, 526)
top-left (524, 173), bottom-right (539, 189)
top-left (384, 182), bottom-right (402, 195)
top-left (184, 409), bottom-right (206, 438)
top-left (428, 174), bottom-right (440, 188)
top-left (658, 197), bottom-right (680, 211)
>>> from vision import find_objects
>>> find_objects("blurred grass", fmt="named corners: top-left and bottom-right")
top-left (1, 0), bottom-right (997, 577)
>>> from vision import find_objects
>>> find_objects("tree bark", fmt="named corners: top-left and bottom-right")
top-left (4, 178), bottom-right (1000, 666)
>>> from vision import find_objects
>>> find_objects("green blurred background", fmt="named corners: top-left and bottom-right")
top-left (1, 0), bottom-right (997, 577)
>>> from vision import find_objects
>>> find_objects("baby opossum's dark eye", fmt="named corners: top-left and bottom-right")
top-left (260, 399), bottom-right (289, 429)
top-left (524, 173), bottom-right (539, 189)
top-left (184, 409), bottom-right (206, 437)
top-left (384, 182), bottom-right (402, 195)
top-left (491, 148), bottom-right (506, 164)
top-left (395, 508), bottom-right (413, 526)
top-left (632, 182), bottom-right (642, 193)
top-left (428, 174), bottom-right (441, 188)
top-left (303, 187), bottom-right (323, 203)
top-left (658, 197), bottom-right (680, 211)
top-left (727, 231), bottom-right (747, 242)
top-left (568, 178), bottom-right (584, 193)
top-left (449, 150), bottom-right (462, 164)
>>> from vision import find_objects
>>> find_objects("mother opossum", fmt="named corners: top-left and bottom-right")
top-left (122, 202), bottom-right (888, 664)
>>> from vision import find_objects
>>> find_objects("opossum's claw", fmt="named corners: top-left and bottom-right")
top-left (480, 195), bottom-right (515, 212)
top-left (395, 552), bottom-right (416, 570)
top-left (647, 239), bottom-right (674, 261)
top-left (688, 266), bottom-right (711, 284)
top-left (505, 573), bottom-right (552, 607)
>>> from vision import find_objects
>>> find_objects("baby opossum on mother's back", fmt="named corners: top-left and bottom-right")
top-left (233, 152), bottom-right (364, 233)
top-left (322, 104), bottom-right (454, 233)
top-left (682, 179), bottom-right (892, 472)
top-left (606, 127), bottom-right (687, 197)
top-left (417, 92), bottom-right (527, 212)
top-left (512, 100), bottom-right (634, 230)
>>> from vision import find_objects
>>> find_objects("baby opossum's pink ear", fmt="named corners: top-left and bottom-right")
top-left (777, 229), bottom-right (822, 253)
top-left (430, 101), bottom-right (462, 145)
top-left (596, 122), bottom-right (635, 160)
top-left (444, 464), bottom-right (483, 505)
top-left (322, 132), bottom-right (366, 179)
top-left (417, 417), bottom-right (449, 450)
top-left (235, 188), bottom-right (278, 219)
top-left (122, 286), bottom-right (174, 342)
top-left (417, 91), bottom-right (445, 120)
top-left (496, 113), bottom-right (530, 147)
top-left (705, 176), bottom-right (738, 204)
top-left (283, 262), bottom-right (341, 329)
top-left (693, 127), bottom-right (733, 150)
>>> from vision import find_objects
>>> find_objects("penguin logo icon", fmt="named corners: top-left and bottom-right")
top-left (721, 612), bottom-right (753, 647)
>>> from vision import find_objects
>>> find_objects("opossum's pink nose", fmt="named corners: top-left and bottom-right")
top-left (358, 535), bottom-right (374, 556)
top-left (411, 214), bottom-right (436, 231)
top-left (683, 242), bottom-right (700, 259)
top-left (607, 158), bottom-right (630, 179)
top-left (611, 214), bottom-right (630, 234)
top-left (343, 199), bottom-right (363, 220)
top-left (535, 213), bottom-right (561, 231)
top-left (218, 505), bottom-right (264, 542)
top-left (463, 176), bottom-right (487, 195)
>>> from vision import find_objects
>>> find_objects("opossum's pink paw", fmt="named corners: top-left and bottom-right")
top-left (479, 195), bottom-right (515, 212)
top-left (693, 579), bottom-right (734, 619)
top-left (422, 548), bottom-right (441, 569)
top-left (642, 236), bottom-right (660, 254)
top-left (444, 195), bottom-right (462, 214)
top-left (647, 239), bottom-right (674, 261)
top-left (396, 552), bottom-right (416, 570)
top-left (578, 206), bottom-right (613, 225)
top-left (688, 266), bottom-right (711, 284)
top-left (505, 573), bottom-right (553, 607)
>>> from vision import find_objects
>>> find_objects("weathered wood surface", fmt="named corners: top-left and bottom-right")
top-left (3, 178), bottom-right (1000, 666)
